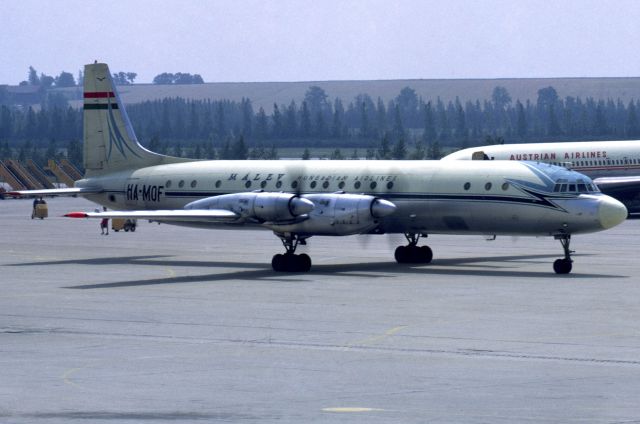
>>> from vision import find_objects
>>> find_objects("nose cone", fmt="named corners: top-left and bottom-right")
top-left (290, 196), bottom-right (314, 216)
top-left (371, 198), bottom-right (397, 218)
top-left (598, 196), bottom-right (627, 229)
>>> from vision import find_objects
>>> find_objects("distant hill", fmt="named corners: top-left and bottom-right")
top-left (54, 77), bottom-right (640, 111)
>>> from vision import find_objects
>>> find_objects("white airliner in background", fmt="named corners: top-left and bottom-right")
top-left (9, 63), bottom-right (628, 274)
top-left (444, 141), bottom-right (640, 212)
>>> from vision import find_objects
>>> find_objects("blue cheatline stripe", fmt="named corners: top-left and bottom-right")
top-left (160, 190), bottom-right (571, 211)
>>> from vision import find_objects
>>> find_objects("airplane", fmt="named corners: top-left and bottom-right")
top-left (8, 62), bottom-right (628, 274)
top-left (443, 141), bottom-right (640, 213)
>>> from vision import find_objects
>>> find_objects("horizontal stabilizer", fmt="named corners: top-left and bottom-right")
top-left (64, 209), bottom-right (239, 223)
top-left (8, 187), bottom-right (103, 197)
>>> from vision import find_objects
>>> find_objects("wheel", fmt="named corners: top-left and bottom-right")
top-left (298, 253), bottom-right (312, 272)
top-left (553, 259), bottom-right (572, 274)
top-left (394, 246), bottom-right (408, 263)
top-left (124, 227), bottom-right (129, 232)
top-left (272, 254), bottom-right (284, 272)
top-left (130, 226), bottom-right (136, 232)
top-left (420, 245), bottom-right (433, 263)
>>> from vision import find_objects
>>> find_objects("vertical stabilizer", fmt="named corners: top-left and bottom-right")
top-left (83, 62), bottom-right (187, 176)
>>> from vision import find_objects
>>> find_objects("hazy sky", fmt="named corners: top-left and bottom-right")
top-left (2, 0), bottom-right (639, 84)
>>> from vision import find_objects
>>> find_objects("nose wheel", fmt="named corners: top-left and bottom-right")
top-left (553, 234), bottom-right (573, 274)
top-left (395, 233), bottom-right (433, 264)
top-left (272, 235), bottom-right (312, 272)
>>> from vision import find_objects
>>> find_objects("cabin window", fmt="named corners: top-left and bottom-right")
top-left (260, 181), bottom-right (267, 189)
top-left (370, 181), bottom-right (377, 190)
top-left (560, 184), bottom-right (567, 192)
top-left (484, 182), bottom-right (492, 191)
top-left (577, 183), bottom-right (588, 192)
top-left (354, 181), bottom-right (362, 189)
top-left (291, 181), bottom-right (298, 190)
top-left (178, 180), bottom-right (185, 188)
top-left (387, 181), bottom-right (394, 189)
top-left (501, 182), bottom-right (509, 191)
top-left (338, 181), bottom-right (345, 189)
top-left (464, 182), bottom-right (471, 190)
top-left (165, 180), bottom-right (172, 188)
top-left (276, 181), bottom-right (283, 189)
top-left (215, 180), bottom-right (221, 188)
top-left (568, 184), bottom-right (576, 192)
top-left (322, 181), bottom-right (329, 189)
top-left (190, 180), bottom-right (197, 188)
top-left (245, 181), bottom-right (252, 188)
top-left (310, 181), bottom-right (317, 189)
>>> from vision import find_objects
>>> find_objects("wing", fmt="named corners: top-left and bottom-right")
top-left (7, 187), bottom-right (103, 197)
top-left (594, 176), bottom-right (640, 195)
top-left (65, 209), bottom-right (239, 223)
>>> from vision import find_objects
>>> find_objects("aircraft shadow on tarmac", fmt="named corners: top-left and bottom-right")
top-left (7, 252), bottom-right (618, 290)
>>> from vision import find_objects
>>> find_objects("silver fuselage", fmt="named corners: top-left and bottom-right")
top-left (78, 159), bottom-right (622, 237)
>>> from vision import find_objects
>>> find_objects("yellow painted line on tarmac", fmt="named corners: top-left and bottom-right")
top-left (322, 407), bottom-right (385, 413)
top-left (351, 325), bottom-right (407, 346)
top-left (62, 367), bottom-right (83, 388)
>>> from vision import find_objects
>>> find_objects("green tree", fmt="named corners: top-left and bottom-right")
top-left (272, 104), bottom-right (283, 137)
top-left (0, 141), bottom-right (11, 159)
top-left (254, 107), bottom-right (268, 139)
top-left (410, 140), bottom-right (425, 159)
top-left (55, 71), bottom-right (76, 87)
top-left (392, 135), bottom-right (406, 160)
top-left (265, 144), bottom-right (278, 160)
top-left (626, 101), bottom-right (639, 137)
top-left (329, 148), bottom-right (344, 160)
top-left (28, 66), bottom-right (40, 85)
top-left (516, 100), bottom-right (527, 138)
top-left (301, 148), bottom-right (311, 160)
top-left (300, 101), bottom-right (311, 137)
top-left (66, 139), bottom-right (82, 168)
top-left (491, 86), bottom-right (512, 110)
top-left (377, 132), bottom-right (391, 159)
top-left (427, 141), bottom-right (441, 159)
top-left (231, 135), bottom-right (248, 159)
top-left (422, 101), bottom-right (436, 143)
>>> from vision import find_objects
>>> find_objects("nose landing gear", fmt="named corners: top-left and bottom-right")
top-left (272, 235), bottom-right (312, 272)
top-left (395, 233), bottom-right (433, 264)
top-left (553, 234), bottom-right (573, 274)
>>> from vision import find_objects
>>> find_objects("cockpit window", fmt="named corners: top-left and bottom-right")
top-left (552, 180), bottom-right (599, 194)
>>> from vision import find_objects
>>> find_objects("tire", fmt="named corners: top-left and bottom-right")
top-left (272, 254), bottom-right (284, 272)
top-left (420, 245), bottom-right (433, 263)
top-left (298, 253), bottom-right (312, 272)
top-left (553, 259), bottom-right (572, 274)
top-left (394, 246), bottom-right (407, 263)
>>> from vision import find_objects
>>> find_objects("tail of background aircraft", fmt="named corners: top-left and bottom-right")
top-left (83, 62), bottom-right (188, 177)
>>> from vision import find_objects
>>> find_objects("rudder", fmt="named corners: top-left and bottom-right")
top-left (83, 62), bottom-right (187, 176)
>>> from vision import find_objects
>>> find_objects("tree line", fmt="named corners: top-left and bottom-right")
top-left (1, 84), bottom-right (640, 169)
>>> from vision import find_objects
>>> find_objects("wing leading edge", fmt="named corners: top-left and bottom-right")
top-left (8, 187), bottom-right (103, 197)
top-left (65, 209), bottom-right (239, 223)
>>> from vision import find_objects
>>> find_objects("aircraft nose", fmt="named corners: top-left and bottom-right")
top-left (598, 196), bottom-right (627, 229)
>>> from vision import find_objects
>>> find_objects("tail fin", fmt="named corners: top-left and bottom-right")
top-left (83, 62), bottom-right (188, 176)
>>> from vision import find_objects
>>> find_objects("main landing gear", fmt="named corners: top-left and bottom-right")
top-left (553, 234), bottom-right (573, 274)
top-left (272, 235), bottom-right (312, 272)
top-left (395, 233), bottom-right (433, 264)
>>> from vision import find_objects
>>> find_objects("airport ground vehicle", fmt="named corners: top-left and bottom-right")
top-left (112, 218), bottom-right (137, 232)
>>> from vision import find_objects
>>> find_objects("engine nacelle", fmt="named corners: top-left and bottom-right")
top-left (185, 192), bottom-right (314, 222)
top-left (268, 193), bottom-right (396, 235)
